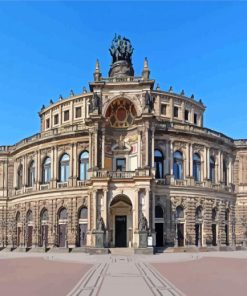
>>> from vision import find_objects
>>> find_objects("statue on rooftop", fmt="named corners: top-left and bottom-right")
top-left (109, 34), bottom-right (134, 65)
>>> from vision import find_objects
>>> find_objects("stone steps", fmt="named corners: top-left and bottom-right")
top-left (48, 247), bottom-right (70, 253)
top-left (109, 248), bottom-right (134, 255)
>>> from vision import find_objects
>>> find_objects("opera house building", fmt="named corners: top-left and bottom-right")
top-left (0, 35), bottom-right (247, 253)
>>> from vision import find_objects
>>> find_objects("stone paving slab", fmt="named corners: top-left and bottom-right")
top-left (0, 257), bottom-right (92, 296)
top-left (152, 257), bottom-right (247, 296)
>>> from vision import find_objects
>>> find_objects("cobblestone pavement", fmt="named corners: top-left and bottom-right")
top-left (1, 251), bottom-right (247, 296)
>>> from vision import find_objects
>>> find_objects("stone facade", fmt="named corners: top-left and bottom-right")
top-left (0, 38), bottom-right (246, 251)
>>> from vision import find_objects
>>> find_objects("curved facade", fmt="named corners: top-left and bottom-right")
top-left (0, 37), bottom-right (246, 251)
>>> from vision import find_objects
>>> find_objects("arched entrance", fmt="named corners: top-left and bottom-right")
top-left (16, 212), bottom-right (21, 247)
top-left (110, 195), bottom-right (132, 248)
top-left (58, 208), bottom-right (67, 248)
top-left (78, 207), bottom-right (88, 247)
top-left (26, 210), bottom-right (33, 248)
top-left (155, 205), bottom-right (164, 247)
top-left (40, 209), bottom-right (49, 248)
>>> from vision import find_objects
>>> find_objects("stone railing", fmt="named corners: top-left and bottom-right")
top-left (91, 169), bottom-right (150, 179)
top-left (154, 176), bottom-right (235, 193)
top-left (40, 184), bottom-right (49, 191)
top-left (57, 182), bottom-right (69, 189)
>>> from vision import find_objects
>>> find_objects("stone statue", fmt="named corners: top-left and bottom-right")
top-left (96, 215), bottom-right (105, 231)
top-left (144, 91), bottom-right (154, 113)
top-left (139, 213), bottom-right (148, 231)
top-left (109, 34), bottom-right (134, 64)
top-left (89, 93), bottom-right (100, 113)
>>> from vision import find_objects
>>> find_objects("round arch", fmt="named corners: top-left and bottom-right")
top-left (104, 98), bottom-right (137, 128)
top-left (109, 194), bottom-right (133, 248)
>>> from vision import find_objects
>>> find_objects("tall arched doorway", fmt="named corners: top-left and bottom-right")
top-left (58, 208), bottom-right (67, 248)
top-left (78, 207), bottom-right (88, 247)
top-left (40, 209), bottom-right (49, 248)
top-left (16, 212), bottom-right (21, 247)
top-left (110, 195), bottom-right (132, 248)
top-left (26, 210), bottom-right (33, 248)
top-left (155, 205), bottom-right (164, 247)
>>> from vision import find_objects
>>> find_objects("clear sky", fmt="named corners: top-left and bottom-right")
top-left (0, 1), bottom-right (246, 145)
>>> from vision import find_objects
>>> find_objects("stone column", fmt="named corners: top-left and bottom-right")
top-left (189, 144), bottom-right (193, 177)
top-left (151, 127), bottom-right (155, 169)
top-left (229, 158), bottom-right (232, 184)
top-left (23, 155), bottom-right (27, 187)
top-left (101, 129), bottom-right (105, 169)
top-left (145, 127), bottom-right (149, 167)
top-left (203, 146), bottom-right (207, 181)
top-left (218, 151), bottom-right (222, 183)
top-left (170, 141), bottom-right (174, 175)
top-left (165, 141), bottom-right (170, 175)
top-left (137, 129), bottom-right (142, 168)
top-left (185, 143), bottom-right (190, 177)
top-left (94, 128), bottom-right (98, 168)
top-left (72, 143), bottom-right (77, 186)
top-left (89, 130), bottom-right (93, 169)
top-left (133, 189), bottom-right (139, 231)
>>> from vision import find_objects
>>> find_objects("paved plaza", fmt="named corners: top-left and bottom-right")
top-left (1, 250), bottom-right (247, 296)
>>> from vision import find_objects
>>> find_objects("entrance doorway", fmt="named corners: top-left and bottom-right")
top-left (79, 224), bottom-right (87, 246)
top-left (41, 225), bottom-right (48, 247)
top-left (155, 223), bottom-right (164, 247)
top-left (58, 224), bottom-right (66, 247)
top-left (177, 223), bottom-right (184, 247)
top-left (195, 224), bottom-right (202, 246)
top-left (27, 226), bottom-right (33, 248)
top-left (225, 224), bottom-right (229, 246)
top-left (212, 224), bottom-right (217, 246)
top-left (115, 216), bottom-right (127, 247)
top-left (110, 195), bottom-right (133, 248)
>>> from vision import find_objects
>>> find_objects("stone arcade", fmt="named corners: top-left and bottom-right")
top-left (0, 35), bottom-right (247, 252)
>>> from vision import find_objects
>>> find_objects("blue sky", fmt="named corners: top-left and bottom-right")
top-left (0, 1), bottom-right (246, 145)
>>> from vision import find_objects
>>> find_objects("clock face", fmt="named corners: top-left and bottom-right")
top-left (105, 98), bottom-right (136, 128)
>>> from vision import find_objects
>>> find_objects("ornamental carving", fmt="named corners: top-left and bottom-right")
top-left (105, 98), bottom-right (137, 128)
top-left (193, 144), bottom-right (204, 153)
top-left (174, 141), bottom-right (186, 151)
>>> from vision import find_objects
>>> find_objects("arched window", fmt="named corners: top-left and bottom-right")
top-left (193, 153), bottom-right (201, 182)
top-left (176, 206), bottom-right (184, 219)
top-left (223, 160), bottom-right (228, 185)
top-left (79, 151), bottom-right (89, 181)
top-left (212, 208), bottom-right (217, 221)
top-left (209, 156), bottom-right (215, 183)
top-left (155, 205), bottom-right (164, 218)
top-left (60, 154), bottom-right (70, 182)
top-left (42, 157), bottom-right (51, 184)
top-left (40, 209), bottom-right (49, 222)
top-left (59, 208), bottom-right (68, 220)
top-left (26, 210), bottom-right (33, 222)
top-left (79, 207), bottom-right (88, 220)
top-left (173, 151), bottom-right (183, 180)
top-left (28, 161), bottom-right (35, 187)
top-left (17, 164), bottom-right (23, 189)
top-left (154, 150), bottom-right (164, 179)
top-left (195, 206), bottom-right (203, 220)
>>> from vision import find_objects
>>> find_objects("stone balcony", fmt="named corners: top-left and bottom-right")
top-left (91, 168), bottom-right (150, 179)
top-left (155, 176), bottom-right (235, 193)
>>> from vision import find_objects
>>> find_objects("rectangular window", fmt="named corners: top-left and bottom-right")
top-left (185, 110), bottom-right (189, 121)
top-left (161, 104), bottom-right (167, 115)
top-left (54, 114), bottom-right (59, 125)
top-left (46, 118), bottom-right (50, 129)
top-left (174, 106), bottom-right (178, 118)
top-left (64, 110), bottom-right (69, 121)
top-left (75, 106), bottom-right (82, 118)
top-left (116, 158), bottom-right (126, 171)
top-left (194, 113), bottom-right (198, 125)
